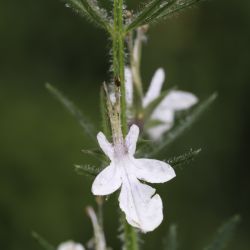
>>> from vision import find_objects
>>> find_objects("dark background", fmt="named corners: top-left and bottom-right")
top-left (0, 0), bottom-right (249, 249)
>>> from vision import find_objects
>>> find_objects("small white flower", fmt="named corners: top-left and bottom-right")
top-left (92, 124), bottom-right (175, 232)
top-left (57, 241), bottom-right (85, 250)
top-left (125, 67), bottom-right (198, 140)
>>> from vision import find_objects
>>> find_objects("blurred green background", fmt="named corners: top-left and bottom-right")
top-left (0, 0), bottom-right (249, 249)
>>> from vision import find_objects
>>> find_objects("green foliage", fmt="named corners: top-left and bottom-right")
top-left (75, 164), bottom-right (103, 177)
top-left (63, 0), bottom-right (111, 31)
top-left (32, 232), bottom-right (56, 250)
top-left (46, 83), bottom-right (97, 143)
top-left (81, 148), bottom-right (107, 163)
top-left (164, 224), bottom-right (178, 250)
top-left (149, 93), bottom-right (217, 156)
top-left (203, 215), bottom-right (241, 250)
top-left (125, 0), bottom-right (165, 32)
top-left (168, 148), bottom-right (201, 168)
top-left (126, 0), bottom-right (203, 32)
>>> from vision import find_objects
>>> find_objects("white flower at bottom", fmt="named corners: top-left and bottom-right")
top-left (57, 241), bottom-right (85, 250)
top-left (92, 124), bottom-right (176, 232)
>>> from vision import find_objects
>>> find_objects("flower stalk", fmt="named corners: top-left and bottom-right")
top-left (112, 0), bottom-right (127, 136)
top-left (111, 0), bottom-right (139, 248)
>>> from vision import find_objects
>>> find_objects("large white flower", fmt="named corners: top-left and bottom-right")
top-left (92, 124), bottom-right (176, 232)
top-left (57, 241), bottom-right (85, 250)
top-left (125, 67), bottom-right (198, 140)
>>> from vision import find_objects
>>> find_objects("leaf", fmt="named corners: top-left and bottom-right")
top-left (125, 0), bottom-right (165, 32)
top-left (63, 0), bottom-right (112, 31)
top-left (164, 224), bottom-right (178, 250)
top-left (46, 83), bottom-right (96, 143)
top-left (74, 164), bottom-right (103, 177)
top-left (149, 93), bottom-right (217, 156)
top-left (81, 148), bottom-right (107, 162)
top-left (203, 215), bottom-right (241, 250)
top-left (125, 0), bottom-right (204, 32)
top-left (168, 148), bottom-right (201, 168)
top-left (155, 0), bottom-right (204, 21)
top-left (32, 231), bottom-right (56, 250)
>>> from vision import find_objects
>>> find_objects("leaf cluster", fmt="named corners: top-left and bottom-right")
top-left (126, 0), bottom-right (204, 32)
top-left (63, 0), bottom-right (204, 34)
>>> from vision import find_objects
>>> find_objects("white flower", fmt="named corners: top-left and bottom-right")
top-left (125, 67), bottom-right (198, 140)
top-left (92, 124), bottom-right (176, 232)
top-left (57, 241), bottom-right (85, 250)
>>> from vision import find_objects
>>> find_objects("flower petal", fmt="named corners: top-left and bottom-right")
top-left (119, 176), bottom-right (163, 233)
top-left (57, 241), bottom-right (85, 250)
top-left (97, 132), bottom-right (114, 160)
top-left (132, 158), bottom-right (176, 183)
top-left (158, 90), bottom-right (198, 111)
top-left (143, 68), bottom-right (165, 107)
top-left (125, 67), bottom-right (133, 107)
top-left (125, 124), bottom-right (140, 155)
top-left (147, 90), bottom-right (198, 140)
top-left (92, 163), bottom-right (122, 195)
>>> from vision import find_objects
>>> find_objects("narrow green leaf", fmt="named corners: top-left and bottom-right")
top-left (63, 0), bottom-right (112, 32)
top-left (203, 215), bottom-right (241, 250)
top-left (81, 148), bottom-right (103, 156)
top-left (164, 224), bottom-right (178, 250)
top-left (46, 83), bottom-right (96, 143)
top-left (168, 148), bottom-right (201, 168)
top-left (75, 164), bottom-right (103, 177)
top-left (125, 0), bottom-right (165, 32)
top-left (149, 93), bottom-right (217, 156)
top-left (156, 0), bottom-right (204, 21)
top-left (32, 232), bottom-right (56, 250)
top-left (81, 148), bottom-right (106, 162)
top-left (125, 0), bottom-right (203, 32)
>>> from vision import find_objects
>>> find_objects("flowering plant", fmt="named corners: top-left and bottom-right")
top-left (32, 0), bottom-right (240, 249)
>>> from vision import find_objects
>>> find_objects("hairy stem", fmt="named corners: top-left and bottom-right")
top-left (112, 0), bottom-right (139, 249)
top-left (113, 0), bottom-right (127, 135)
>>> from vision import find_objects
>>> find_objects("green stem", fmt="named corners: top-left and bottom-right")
top-left (113, 0), bottom-right (127, 135)
top-left (112, 0), bottom-right (139, 249)
top-left (122, 213), bottom-right (139, 250)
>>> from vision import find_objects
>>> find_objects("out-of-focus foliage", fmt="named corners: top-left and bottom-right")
top-left (0, 0), bottom-right (249, 250)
